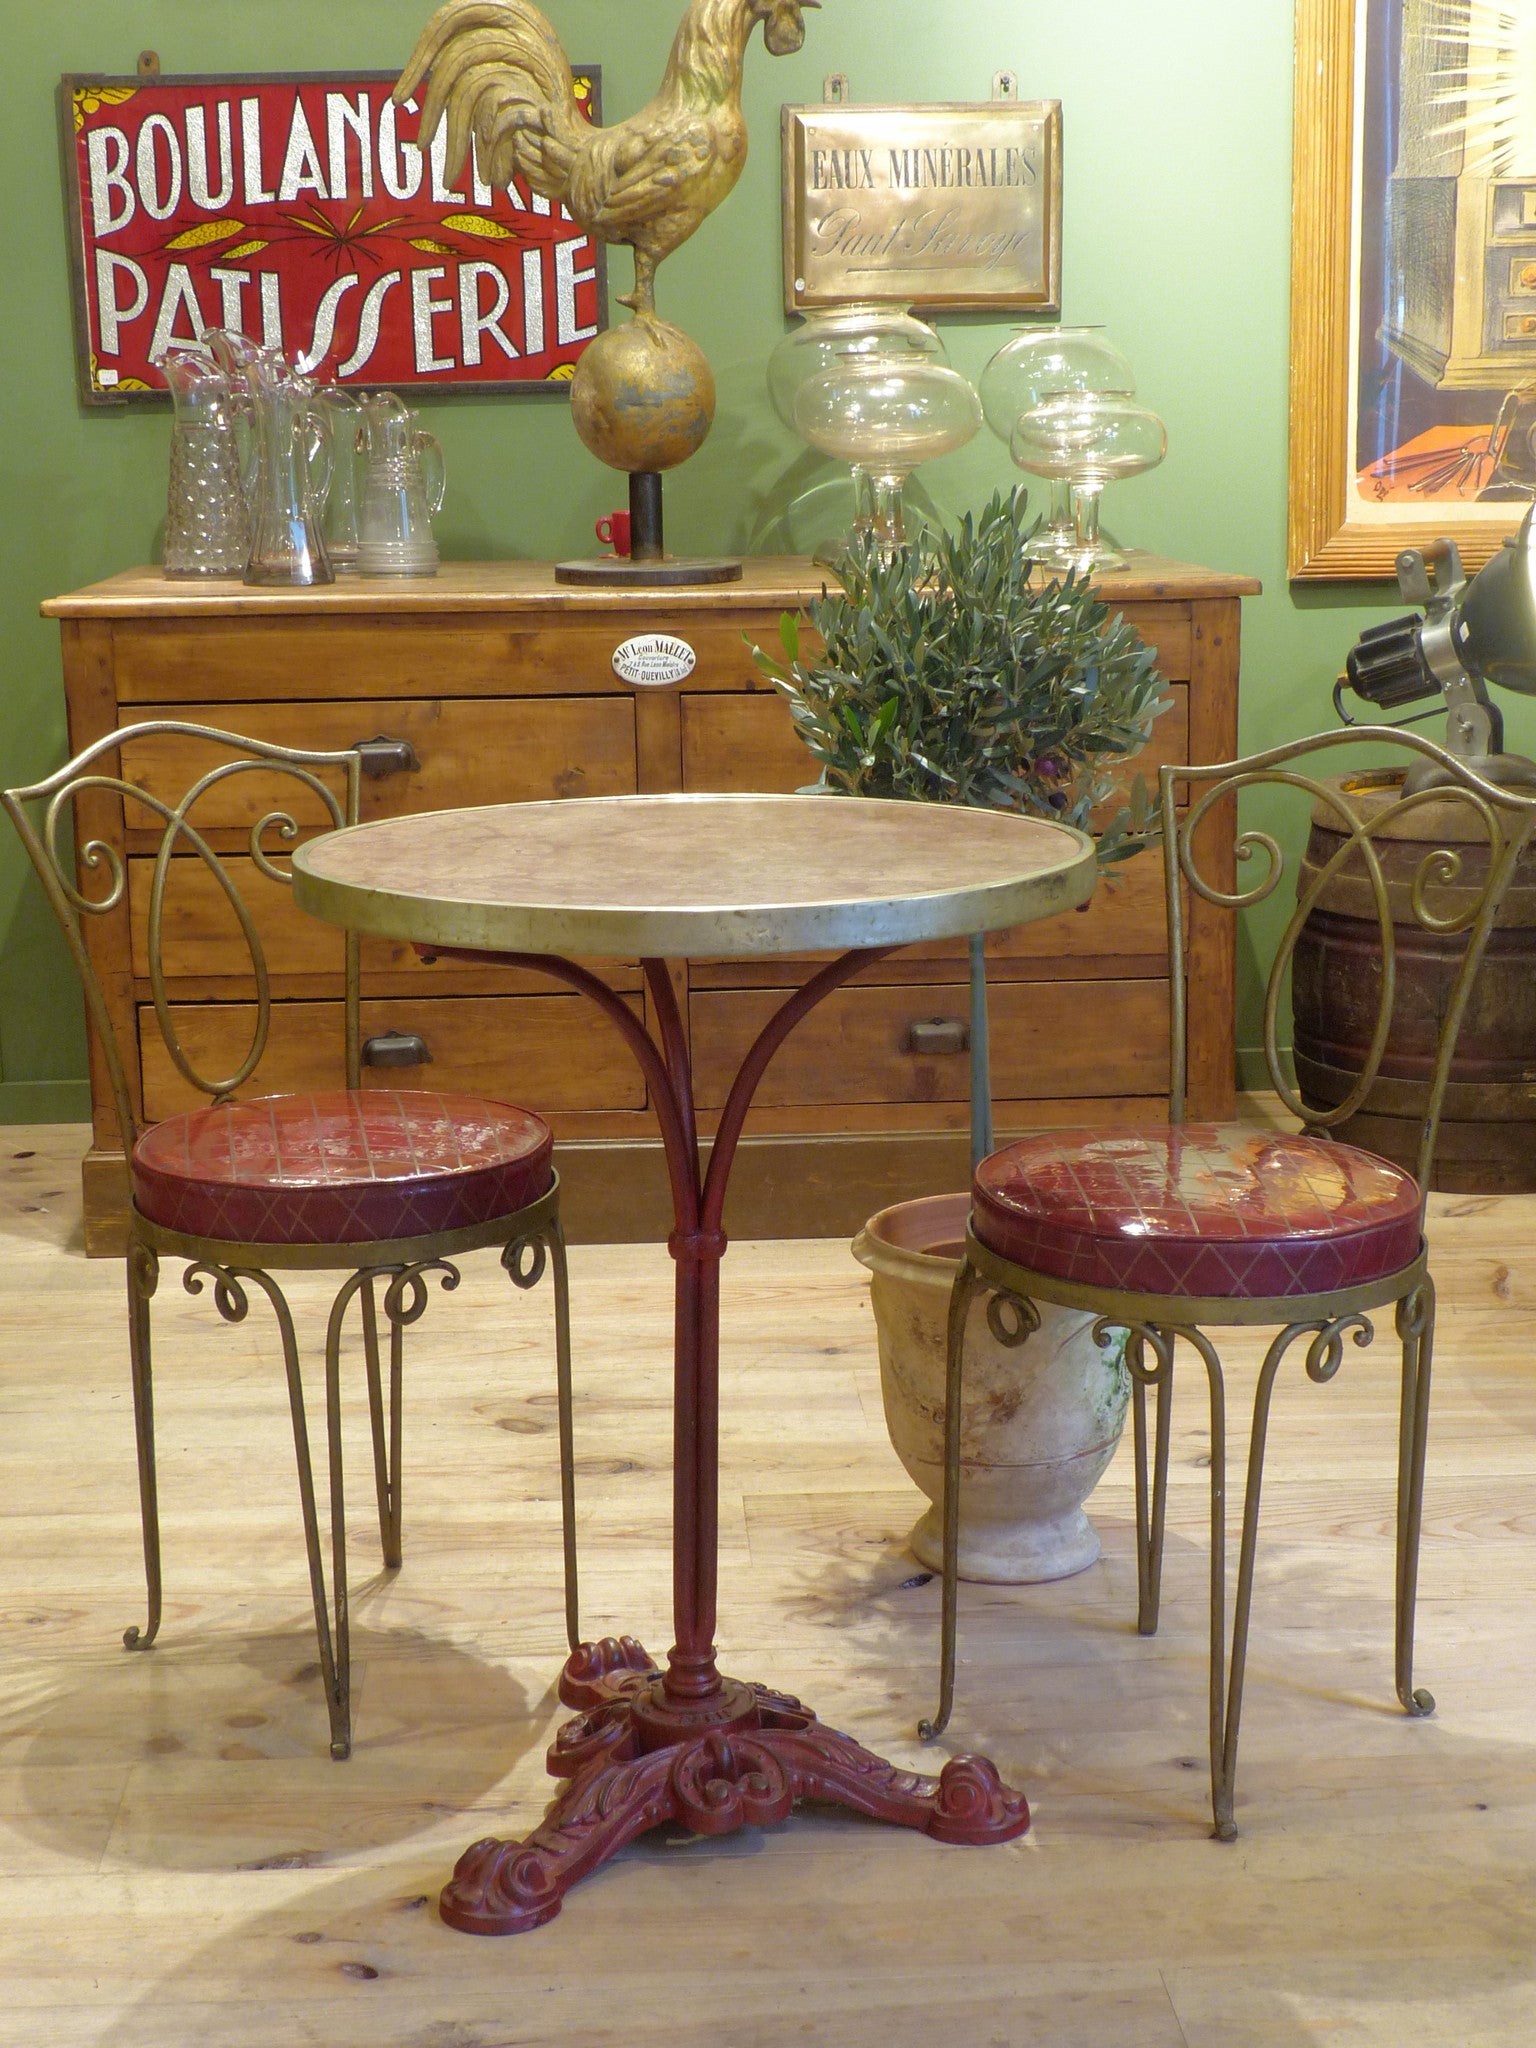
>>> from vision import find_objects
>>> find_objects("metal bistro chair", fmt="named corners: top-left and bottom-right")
top-left (920, 728), bottom-right (1536, 1838)
top-left (3, 723), bottom-right (579, 1758)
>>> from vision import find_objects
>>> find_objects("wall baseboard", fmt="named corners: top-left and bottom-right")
top-left (1236, 1045), bottom-right (1296, 1093)
top-left (0, 1081), bottom-right (91, 1125)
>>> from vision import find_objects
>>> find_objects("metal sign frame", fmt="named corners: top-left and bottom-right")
top-left (781, 98), bottom-right (1062, 314)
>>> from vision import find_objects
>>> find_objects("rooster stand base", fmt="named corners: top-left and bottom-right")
top-left (557, 316), bottom-right (743, 586)
top-left (556, 463), bottom-right (743, 585)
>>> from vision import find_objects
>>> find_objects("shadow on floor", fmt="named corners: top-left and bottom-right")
top-left (4, 1606), bottom-right (548, 1873)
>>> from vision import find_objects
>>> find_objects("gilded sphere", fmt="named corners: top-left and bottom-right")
top-left (570, 316), bottom-right (716, 473)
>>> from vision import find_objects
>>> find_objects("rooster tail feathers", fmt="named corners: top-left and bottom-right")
top-left (394, 0), bottom-right (587, 197)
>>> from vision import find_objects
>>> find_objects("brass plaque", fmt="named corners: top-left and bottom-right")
top-left (781, 101), bottom-right (1061, 314)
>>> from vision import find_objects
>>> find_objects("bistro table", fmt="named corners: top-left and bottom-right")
top-left (293, 792), bottom-right (1097, 1933)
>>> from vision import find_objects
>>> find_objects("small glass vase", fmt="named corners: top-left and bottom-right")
top-left (979, 326), bottom-right (1136, 565)
top-left (771, 306), bottom-right (948, 541)
top-left (1010, 394), bottom-right (1167, 573)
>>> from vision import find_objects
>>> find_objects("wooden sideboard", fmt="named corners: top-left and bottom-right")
top-left (43, 555), bottom-right (1258, 1252)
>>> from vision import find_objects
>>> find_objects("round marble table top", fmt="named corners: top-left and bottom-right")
top-left (291, 792), bottom-right (1098, 960)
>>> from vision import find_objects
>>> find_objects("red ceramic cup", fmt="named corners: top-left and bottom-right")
top-left (596, 510), bottom-right (632, 556)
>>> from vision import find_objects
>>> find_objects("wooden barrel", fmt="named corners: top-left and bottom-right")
top-left (1292, 769), bottom-right (1536, 1192)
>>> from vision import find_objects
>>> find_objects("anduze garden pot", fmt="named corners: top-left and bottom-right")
top-left (852, 1192), bottom-right (1131, 1583)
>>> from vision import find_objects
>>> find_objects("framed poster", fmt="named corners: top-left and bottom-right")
top-left (781, 101), bottom-right (1061, 314)
top-left (1290, 0), bottom-right (1536, 578)
top-left (60, 70), bottom-right (607, 405)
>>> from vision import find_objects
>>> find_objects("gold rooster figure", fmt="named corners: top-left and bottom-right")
top-left (396, 0), bottom-right (817, 322)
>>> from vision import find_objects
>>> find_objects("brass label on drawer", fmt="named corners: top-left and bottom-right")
top-left (612, 634), bottom-right (697, 686)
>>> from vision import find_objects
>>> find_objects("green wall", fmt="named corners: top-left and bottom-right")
top-left (5, 0), bottom-right (1531, 1113)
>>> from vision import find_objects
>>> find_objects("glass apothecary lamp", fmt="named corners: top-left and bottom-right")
top-left (1009, 393), bottom-right (1167, 572)
top-left (978, 326), bottom-right (1136, 562)
top-left (770, 305), bottom-right (949, 534)
top-left (792, 350), bottom-right (981, 547)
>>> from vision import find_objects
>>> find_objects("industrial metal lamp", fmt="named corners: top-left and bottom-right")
top-left (1341, 505), bottom-right (1536, 790)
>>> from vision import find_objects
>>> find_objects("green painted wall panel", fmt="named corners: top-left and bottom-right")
top-left (4, 2), bottom-right (1531, 1093)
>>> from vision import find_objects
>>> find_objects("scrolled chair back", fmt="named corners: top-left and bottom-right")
top-left (2, 721), bottom-right (365, 1158)
top-left (1160, 725), bottom-right (1536, 1199)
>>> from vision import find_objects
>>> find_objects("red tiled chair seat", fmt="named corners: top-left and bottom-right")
top-left (131, 1090), bottom-right (554, 1246)
top-left (972, 1124), bottom-right (1423, 1299)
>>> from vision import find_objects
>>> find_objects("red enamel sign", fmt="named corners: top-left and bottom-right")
top-left (61, 71), bottom-right (607, 405)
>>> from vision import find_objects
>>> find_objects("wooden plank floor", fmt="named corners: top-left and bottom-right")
top-left (1, 1123), bottom-right (1534, 2045)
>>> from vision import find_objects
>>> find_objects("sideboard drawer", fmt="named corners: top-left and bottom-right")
top-left (680, 684), bottom-right (1190, 826)
top-left (130, 855), bottom-right (344, 981)
top-left (127, 855), bottom-right (641, 993)
top-left (139, 993), bottom-right (647, 1121)
top-left (690, 978), bottom-right (1171, 1110)
top-left (682, 692), bottom-right (810, 794)
top-left (903, 852), bottom-right (1173, 970)
top-left (113, 613), bottom-right (785, 703)
top-left (120, 696), bottom-right (637, 833)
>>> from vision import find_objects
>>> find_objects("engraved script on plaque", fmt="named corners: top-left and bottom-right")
top-left (781, 102), bottom-right (1061, 315)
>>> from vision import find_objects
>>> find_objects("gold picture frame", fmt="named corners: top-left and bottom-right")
top-left (1289, 0), bottom-right (1536, 580)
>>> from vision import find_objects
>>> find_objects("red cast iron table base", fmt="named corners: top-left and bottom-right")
top-left (421, 947), bottom-right (1032, 1934)
top-left (442, 1638), bottom-right (1028, 1934)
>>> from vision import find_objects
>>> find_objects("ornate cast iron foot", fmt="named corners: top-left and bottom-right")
top-left (441, 1642), bottom-right (1030, 1935)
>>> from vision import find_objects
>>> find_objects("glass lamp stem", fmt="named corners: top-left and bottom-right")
top-left (1073, 482), bottom-right (1105, 552)
top-left (869, 472), bottom-right (907, 549)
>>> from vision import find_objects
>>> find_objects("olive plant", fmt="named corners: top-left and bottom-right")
top-left (751, 492), bottom-right (1170, 1163)
top-left (752, 491), bottom-right (1169, 869)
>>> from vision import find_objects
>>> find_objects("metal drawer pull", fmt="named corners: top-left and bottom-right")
top-left (906, 1017), bottom-right (969, 1056)
top-left (352, 734), bottom-right (421, 778)
top-left (362, 1030), bottom-right (432, 1068)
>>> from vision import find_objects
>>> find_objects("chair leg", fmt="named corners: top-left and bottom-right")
top-left (1202, 1325), bottom-right (1247, 1841)
top-left (1128, 1326), bottom-right (1175, 1637)
top-left (1203, 1311), bottom-right (1376, 1841)
top-left (1395, 1277), bottom-right (1437, 1718)
top-left (122, 1242), bottom-right (163, 1653)
top-left (359, 1275), bottom-right (402, 1571)
top-left (183, 1261), bottom-right (351, 1760)
top-left (329, 1257), bottom-right (461, 1759)
top-left (505, 1222), bottom-right (581, 1655)
top-left (1165, 1325), bottom-right (1246, 1841)
top-left (548, 1219), bottom-right (581, 1655)
top-left (918, 1254), bottom-right (984, 1743)
top-left (319, 1273), bottom-right (366, 1762)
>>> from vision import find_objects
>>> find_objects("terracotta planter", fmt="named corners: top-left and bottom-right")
top-left (852, 1192), bottom-right (1130, 1583)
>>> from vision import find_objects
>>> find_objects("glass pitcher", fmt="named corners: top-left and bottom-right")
top-left (233, 344), bottom-right (334, 588)
top-left (161, 347), bottom-right (249, 578)
top-left (317, 387), bottom-right (364, 574)
top-left (356, 394), bottom-right (446, 577)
